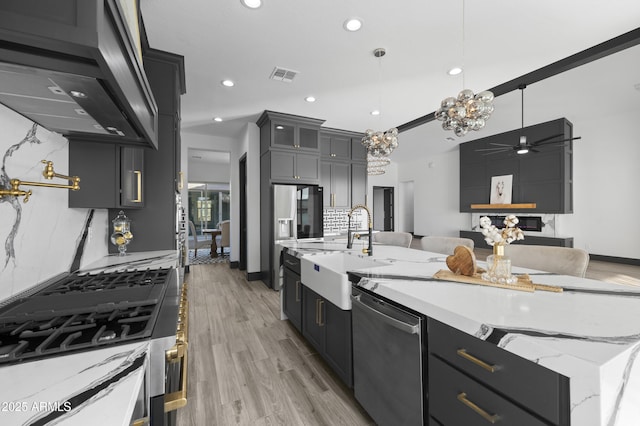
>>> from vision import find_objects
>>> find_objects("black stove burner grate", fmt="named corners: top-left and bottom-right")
top-left (38, 269), bottom-right (171, 295)
top-left (0, 269), bottom-right (173, 364)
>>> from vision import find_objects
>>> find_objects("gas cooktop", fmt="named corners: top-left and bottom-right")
top-left (0, 269), bottom-right (173, 365)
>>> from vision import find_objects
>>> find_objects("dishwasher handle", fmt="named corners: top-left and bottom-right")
top-left (351, 293), bottom-right (420, 335)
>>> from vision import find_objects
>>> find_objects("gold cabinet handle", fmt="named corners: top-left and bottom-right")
top-left (457, 349), bottom-right (497, 373)
top-left (457, 392), bottom-right (500, 423)
top-left (318, 300), bottom-right (324, 326)
top-left (165, 282), bottom-right (188, 413)
top-left (133, 170), bottom-right (142, 202)
top-left (164, 341), bottom-right (188, 412)
top-left (295, 280), bottom-right (301, 302)
top-left (131, 418), bottom-right (149, 426)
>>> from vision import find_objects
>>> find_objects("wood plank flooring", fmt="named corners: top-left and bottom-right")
top-left (177, 264), bottom-right (374, 425)
top-left (178, 247), bottom-right (640, 425)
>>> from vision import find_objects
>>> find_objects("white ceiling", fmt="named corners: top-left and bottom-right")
top-left (141, 0), bottom-right (640, 163)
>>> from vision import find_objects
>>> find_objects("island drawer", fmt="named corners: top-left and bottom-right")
top-left (283, 250), bottom-right (301, 274)
top-left (429, 355), bottom-right (549, 426)
top-left (428, 319), bottom-right (569, 425)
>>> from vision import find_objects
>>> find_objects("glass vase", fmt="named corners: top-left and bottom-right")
top-left (482, 244), bottom-right (517, 284)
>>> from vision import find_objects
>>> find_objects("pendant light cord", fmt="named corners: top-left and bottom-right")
top-left (461, 0), bottom-right (466, 88)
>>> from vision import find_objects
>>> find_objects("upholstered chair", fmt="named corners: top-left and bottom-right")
top-left (420, 236), bottom-right (474, 255)
top-left (505, 244), bottom-right (590, 277)
top-left (372, 231), bottom-right (413, 248)
top-left (188, 220), bottom-right (211, 257)
top-left (216, 220), bottom-right (231, 256)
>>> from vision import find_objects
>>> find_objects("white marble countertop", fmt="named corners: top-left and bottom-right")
top-left (281, 241), bottom-right (640, 426)
top-left (0, 250), bottom-right (180, 426)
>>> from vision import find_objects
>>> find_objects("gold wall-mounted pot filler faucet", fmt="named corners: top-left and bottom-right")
top-left (0, 160), bottom-right (80, 203)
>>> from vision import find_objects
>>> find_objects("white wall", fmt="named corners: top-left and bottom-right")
top-left (399, 180), bottom-right (414, 233)
top-left (188, 160), bottom-right (230, 183)
top-left (0, 107), bottom-right (108, 302)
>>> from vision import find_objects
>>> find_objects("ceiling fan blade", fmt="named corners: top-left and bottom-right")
top-left (534, 136), bottom-right (582, 146)
top-left (489, 143), bottom-right (513, 147)
top-left (530, 133), bottom-right (563, 145)
top-left (482, 149), bottom-right (512, 155)
top-left (530, 147), bottom-right (540, 153)
top-left (476, 147), bottom-right (512, 151)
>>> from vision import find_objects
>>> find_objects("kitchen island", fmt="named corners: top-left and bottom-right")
top-left (0, 250), bottom-right (180, 426)
top-left (280, 240), bottom-right (640, 426)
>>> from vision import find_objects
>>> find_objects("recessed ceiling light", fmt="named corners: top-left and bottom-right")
top-left (276, 125), bottom-right (284, 130)
top-left (221, 79), bottom-right (235, 87)
top-left (305, 96), bottom-right (316, 103)
top-left (448, 67), bottom-right (463, 76)
top-left (240, 0), bottom-right (262, 9)
top-left (370, 110), bottom-right (380, 116)
top-left (70, 90), bottom-right (87, 98)
top-left (213, 117), bottom-right (223, 122)
top-left (343, 18), bottom-right (363, 32)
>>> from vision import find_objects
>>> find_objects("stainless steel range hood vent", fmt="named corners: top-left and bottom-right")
top-left (0, 61), bottom-right (137, 138)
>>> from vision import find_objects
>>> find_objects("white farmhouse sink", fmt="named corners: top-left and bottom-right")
top-left (300, 253), bottom-right (389, 309)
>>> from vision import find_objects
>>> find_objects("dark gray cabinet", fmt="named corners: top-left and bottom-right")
top-left (257, 111), bottom-right (324, 155)
top-left (321, 161), bottom-right (351, 208)
top-left (110, 49), bottom-right (184, 253)
top-left (69, 142), bottom-right (144, 209)
top-left (321, 133), bottom-right (350, 160)
top-left (0, 0), bottom-right (158, 148)
top-left (351, 163), bottom-right (368, 206)
top-left (269, 150), bottom-right (320, 183)
top-left (301, 285), bottom-right (353, 387)
top-left (428, 318), bottom-right (569, 426)
top-left (351, 137), bottom-right (367, 163)
top-left (282, 252), bottom-right (303, 332)
top-left (460, 230), bottom-right (574, 248)
top-left (459, 118), bottom-right (573, 213)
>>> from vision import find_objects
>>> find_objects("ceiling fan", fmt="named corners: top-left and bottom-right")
top-left (477, 84), bottom-right (581, 155)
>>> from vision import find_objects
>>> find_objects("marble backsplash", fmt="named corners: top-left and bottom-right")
top-left (0, 107), bottom-right (108, 303)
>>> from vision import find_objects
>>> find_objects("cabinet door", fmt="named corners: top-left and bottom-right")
top-left (351, 137), bottom-right (367, 163)
top-left (295, 153), bottom-right (320, 181)
top-left (324, 302), bottom-right (353, 387)
top-left (120, 146), bottom-right (144, 207)
top-left (272, 122), bottom-right (296, 148)
top-left (320, 161), bottom-right (332, 206)
top-left (351, 163), bottom-right (367, 206)
top-left (302, 286), bottom-right (325, 353)
top-left (298, 126), bottom-right (319, 150)
top-left (330, 136), bottom-right (350, 160)
top-left (270, 151), bottom-right (297, 182)
top-left (283, 268), bottom-right (302, 332)
top-left (68, 141), bottom-right (118, 208)
top-left (331, 162), bottom-right (351, 208)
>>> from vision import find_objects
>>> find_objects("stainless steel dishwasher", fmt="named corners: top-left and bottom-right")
top-left (351, 287), bottom-right (425, 426)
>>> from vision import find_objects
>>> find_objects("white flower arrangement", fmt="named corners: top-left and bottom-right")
top-left (479, 215), bottom-right (525, 246)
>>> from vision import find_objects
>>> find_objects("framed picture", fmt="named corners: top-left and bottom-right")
top-left (490, 174), bottom-right (513, 204)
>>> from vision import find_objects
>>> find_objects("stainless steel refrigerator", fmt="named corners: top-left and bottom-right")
top-left (271, 184), bottom-right (323, 289)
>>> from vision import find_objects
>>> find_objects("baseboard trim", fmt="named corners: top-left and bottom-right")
top-left (247, 272), bottom-right (262, 281)
top-left (229, 261), bottom-right (239, 269)
top-left (590, 254), bottom-right (640, 266)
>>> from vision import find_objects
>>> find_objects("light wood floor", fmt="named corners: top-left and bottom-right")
top-left (177, 264), bottom-right (374, 425)
top-left (178, 248), bottom-right (640, 425)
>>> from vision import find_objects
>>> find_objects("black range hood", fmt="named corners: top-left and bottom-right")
top-left (0, 0), bottom-right (158, 149)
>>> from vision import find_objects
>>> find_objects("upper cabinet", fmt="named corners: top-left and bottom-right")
top-left (321, 133), bottom-right (350, 161)
top-left (459, 118), bottom-right (574, 213)
top-left (258, 111), bottom-right (325, 156)
top-left (0, 0), bottom-right (158, 148)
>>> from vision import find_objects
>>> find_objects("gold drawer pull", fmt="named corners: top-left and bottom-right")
top-left (164, 341), bottom-right (188, 412)
top-left (457, 349), bottom-right (497, 373)
top-left (133, 170), bottom-right (142, 202)
top-left (457, 392), bottom-right (500, 424)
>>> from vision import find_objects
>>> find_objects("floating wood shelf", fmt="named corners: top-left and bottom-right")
top-left (470, 203), bottom-right (537, 209)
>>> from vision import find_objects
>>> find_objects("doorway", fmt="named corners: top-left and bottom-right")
top-left (239, 154), bottom-right (247, 270)
top-left (373, 186), bottom-right (394, 231)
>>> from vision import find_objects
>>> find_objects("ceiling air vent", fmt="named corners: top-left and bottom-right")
top-left (269, 67), bottom-right (298, 83)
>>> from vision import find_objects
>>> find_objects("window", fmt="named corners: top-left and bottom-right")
top-left (188, 183), bottom-right (230, 233)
